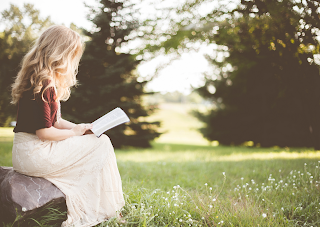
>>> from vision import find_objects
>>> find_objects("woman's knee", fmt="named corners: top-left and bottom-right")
top-left (99, 134), bottom-right (111, 144)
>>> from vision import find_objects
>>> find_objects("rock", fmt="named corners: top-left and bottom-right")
top-left (0, 167), bottom-right (66, 225)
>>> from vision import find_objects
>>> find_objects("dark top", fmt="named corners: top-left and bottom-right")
top-left (14, 83), bottom-right (58, 134)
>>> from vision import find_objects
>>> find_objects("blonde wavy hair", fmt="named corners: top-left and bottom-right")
top-left (11, 25), bottom-right (84, 104)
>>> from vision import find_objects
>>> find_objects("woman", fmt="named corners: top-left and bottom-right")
top-left (11, 25), bottom-right (125, 227)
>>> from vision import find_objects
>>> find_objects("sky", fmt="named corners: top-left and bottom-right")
top-left (0, 0), bottom-right (213, 94)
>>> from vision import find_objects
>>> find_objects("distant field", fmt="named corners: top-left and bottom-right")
top-left (147, 102), bottom-right (214, 145)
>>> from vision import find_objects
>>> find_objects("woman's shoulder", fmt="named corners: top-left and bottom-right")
top-left (19, 79), bottom-right (56, 103)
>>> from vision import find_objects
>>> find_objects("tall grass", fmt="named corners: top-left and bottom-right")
top-left (116, 161), bottom-right (320, 226)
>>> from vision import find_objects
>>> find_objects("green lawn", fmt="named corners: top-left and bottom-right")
top-left (1, 104), bottom-right (320, 226)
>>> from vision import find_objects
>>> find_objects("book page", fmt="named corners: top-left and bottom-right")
top-left (91, 107), bottom-right (130, 137)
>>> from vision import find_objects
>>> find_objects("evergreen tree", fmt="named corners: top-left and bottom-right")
top-left (62, 0), bottom-right (160, 148)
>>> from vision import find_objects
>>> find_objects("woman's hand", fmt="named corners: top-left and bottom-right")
top-left (71, 124), bottom-right (93, 136)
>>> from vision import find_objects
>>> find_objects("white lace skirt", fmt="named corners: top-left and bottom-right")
top-left (12, 132), bottom-right (125, 227)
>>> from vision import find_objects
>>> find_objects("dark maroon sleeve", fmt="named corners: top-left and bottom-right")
top-left (34, 86), bottom-right (57, 129)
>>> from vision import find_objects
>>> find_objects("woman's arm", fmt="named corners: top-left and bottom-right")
top-left (54, 119), bottom-right (93, 134)
top-left (54, 118), bottom-right (76, 130)
top-left (36, 124), bottom-right (92, 141)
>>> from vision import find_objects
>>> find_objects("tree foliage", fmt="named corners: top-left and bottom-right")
top-left (144, 0), bottom-right (320, 148)
top-left (196, 0), bottom-right (320, 148)
top-left (0, 4), bottom-right (52, 126)
top-left (62, 0), bottom-right (161, 148)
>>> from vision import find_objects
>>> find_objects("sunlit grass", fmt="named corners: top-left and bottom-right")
top-left (0, 127), bottom-right (14, 142)
top-left (118, 143), bottom-right (320, 163)
top-left (0, 127), bottom-right (14, 166)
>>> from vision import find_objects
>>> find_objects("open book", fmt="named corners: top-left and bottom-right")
top-left (91, 107), bottom-right (130, 137)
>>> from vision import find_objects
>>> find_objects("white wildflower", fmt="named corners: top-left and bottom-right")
top-left (262, 213), bottom-right (267, 218)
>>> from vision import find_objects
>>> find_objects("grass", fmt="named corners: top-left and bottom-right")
top-left (1, 103), bottom-right (320, 226)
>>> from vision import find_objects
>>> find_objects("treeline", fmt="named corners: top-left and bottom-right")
top-left (1, 0), bottom-right (320, 148)
top-left (145, 91), bottom-right (209, 105)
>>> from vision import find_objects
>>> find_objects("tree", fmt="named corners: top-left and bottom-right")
top-left (195, 0), bottom-right (320, 148)
top-left (0, 4), bottom-right (52, 126)
top-left (142, 0), bottom-right (320, 148)
top-left (62, 0), bottom-right (160, 148)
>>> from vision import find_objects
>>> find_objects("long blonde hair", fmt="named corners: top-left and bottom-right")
top-left (11, 25), bottom-right (84, 104)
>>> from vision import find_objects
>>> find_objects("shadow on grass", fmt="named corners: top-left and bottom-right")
top-left (1, 203), bottom-right (67, 227)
